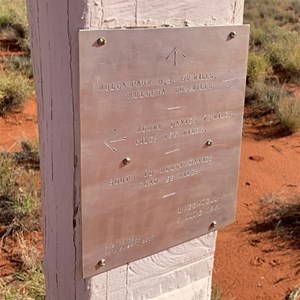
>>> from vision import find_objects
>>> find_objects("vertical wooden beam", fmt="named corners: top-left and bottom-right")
top-left (26, 0), bottom-right (245, 299)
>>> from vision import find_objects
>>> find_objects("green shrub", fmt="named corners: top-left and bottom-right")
top-left (0, 71), bottom-right (31, 115)
top-left (276, 96), bottom-right (300, 133)
top-left (0, 234), bottom-right (45, 300)
top-left (260, 84), bottom-right (291, 111)
top-left (0, 0), bottom-right (30, 51)
top-left (290, 0), bottom-right (300, 14)
top-left (244, 0), bottom-right (299, 27)
top-left (247, 52), bottom-right (271, 85)
top-left (16, 139), bottom-right (40, 168)
top-left (0, 156), bottom-right (17, 225)
top-left (245, 81), bottom-right (289, 109)
top-left (249, 27), bottom-right (267, 50)
top-left (266, 30), bottom-right (300, 83)
top-left (0, 152), bottom-right (41, 234)
top-left (287, 285), bottom-right (300, 300)
top-left (3, 55), bottom-right (33, 78)
top-left (292, 23), bottom-right (300, 33)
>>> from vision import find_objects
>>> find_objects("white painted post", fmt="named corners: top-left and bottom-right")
top-left (26, 1), bottom-right (245, 299)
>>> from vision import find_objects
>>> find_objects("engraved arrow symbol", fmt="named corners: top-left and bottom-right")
top-left (104, 137), bottom-right (127, 153)
top-left (222, 71), bottom-right (238, 89)
top-left (166, 47), bottom-right (186, 66)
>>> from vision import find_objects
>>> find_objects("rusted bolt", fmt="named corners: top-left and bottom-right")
top-left (229, 31), bottom-right (236, 39)
top-left (122, 157), bottom-right (131, 165)
top-left (97, 37), bottom-right (106, 46)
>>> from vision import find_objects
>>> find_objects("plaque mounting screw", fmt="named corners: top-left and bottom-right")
top-left (122, 157), bottom-right (131, 166)
top-left (229, 31), bottom-right (236, 39)
top-left (210, 221), bottom-right (217, 229)
top-left (206, 140), bottom-right (213, 147)
top-left (97, 259), bottom-right (106, 267)
top-left (97, 37), bottom-right (106, 46)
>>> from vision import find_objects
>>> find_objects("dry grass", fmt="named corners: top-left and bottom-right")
top-left (0, 0), bottom-right (30, 51)
top-left (0, 138), bottom-right (43, 299)
top-left (0, 142), bottom-right (41, 237)
top-left (248, 193), bottom-right (300, 249)
top-left (245, 0), bottom-right (300, 133)
top-left (0, 233), bottom-right (45, 300)
top-left (276, 97), bottom-right (300, 133)
top-left (287, 285), bottom-right (300, 300)
top-left (0, 71), bottom-right (31, 116)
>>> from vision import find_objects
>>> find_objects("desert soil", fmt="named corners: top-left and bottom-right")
top-left (0, 97), bottom-right (299, 299)
top-left (213, 108), bottom-right (300, 299)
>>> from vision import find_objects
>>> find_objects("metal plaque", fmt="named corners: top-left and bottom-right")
top-left (79, 26), bottom-right (249, 278)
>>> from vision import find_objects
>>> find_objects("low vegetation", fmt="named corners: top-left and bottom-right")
top-left (211, 284), bottom-right (222, 300)
top-left (245, 0), bottom-right (300, 133)
top-left (0, 233), bottom-right (45, 300)
top-left (0, 139), bottom-right (43, 298)
top-left (0, 143), bottom-right (41, 236)
top-left (248, 193), bottom-right (300, 250)
top-left (0, 71), bottom-right (31, 116)
top-left (0, 0), bottom-right (30, 51)
top-left (2, 54), bottom-right (33, 78)
top-left (0, 0), bottom-right (33, 116)
top-left (287, 286), bottom-right (300, 300)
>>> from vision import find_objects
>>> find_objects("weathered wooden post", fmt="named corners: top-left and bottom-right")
top-left (26, 1), bottom-right (247, 299)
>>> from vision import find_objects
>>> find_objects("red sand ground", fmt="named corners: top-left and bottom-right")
top-left (0, 98), bottom-right (299, 299)
top-left (0, 98), bottom-right (38, 152)
top-left (213, 112), bottom-right (300, 299)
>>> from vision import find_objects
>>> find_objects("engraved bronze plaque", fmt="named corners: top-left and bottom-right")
top-left (79, 26), bottom-right (249, 278)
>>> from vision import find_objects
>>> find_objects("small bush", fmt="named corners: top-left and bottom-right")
top-left (261, 84), bottom-right (291, 111)
top-left (0, 152), bottom-right (41, 234)
top-left (247, 52), bottom-right (271, 85)
top-left (16, 139), bottom-right (40, 168)
top-left (245, 81), bottom-right (289, 110)
top-left (248, 194), bottom-right (300, 249)
top-left (290, 0), bottom-right (300, 14)
top-left (2, 55), bottom-right (33, 78)
top-left (265, 30), bottom-right (300, 83)
top-left (0, 156), bottom-right (18, 225)
top-left (287, 285), bottom-right (300, 300)
top-left (292, 23), bottom-right (300, 33)
top-left (0, 234), bottom-right (45, 300)
top-left (276, 96), bottom-right (300, 133)
top-left (0, 71), bottom-right (31, 115)
top-left (211, 284), bottom-right (222, 300)
top-left (0, 0), bottom-right (30, 51)
top-left (244, 0), bottom-right (299, 28)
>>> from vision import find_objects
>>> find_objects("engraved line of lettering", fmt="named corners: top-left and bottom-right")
top-left (110, 137), bottom-right (127, 143)
top-left (128, 88), bottom-right (166, 100)
top-left (163, 192), bottom-right (176, 199)
top-left (167, 106), bottom-right (182, 111)
top-left (164, 148), bottom-right (180, 155)
top-left (104, 140), bottom-right (117, 152)
top-left (109, 175), bottom-right (136, 186)
top-left (104, 235), bottom-right (156, 256)
top-left (136, 124), bottom-right (162, 133)
top-left (182, 73), bottom-right (216, 81)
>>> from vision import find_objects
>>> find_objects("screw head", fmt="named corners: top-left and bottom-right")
top-left (229, 31), bottom-right (236, 39)
top-left (97, 259), bottom-right (106, 267)
top-left (206, 140), bottom-right (213, 147)
top-left (210, 221), bottom-right (217, 229)
top-left (97, 37), bottom-right (106, 46)
top-left (122, 157), bottom-right (131, 165)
